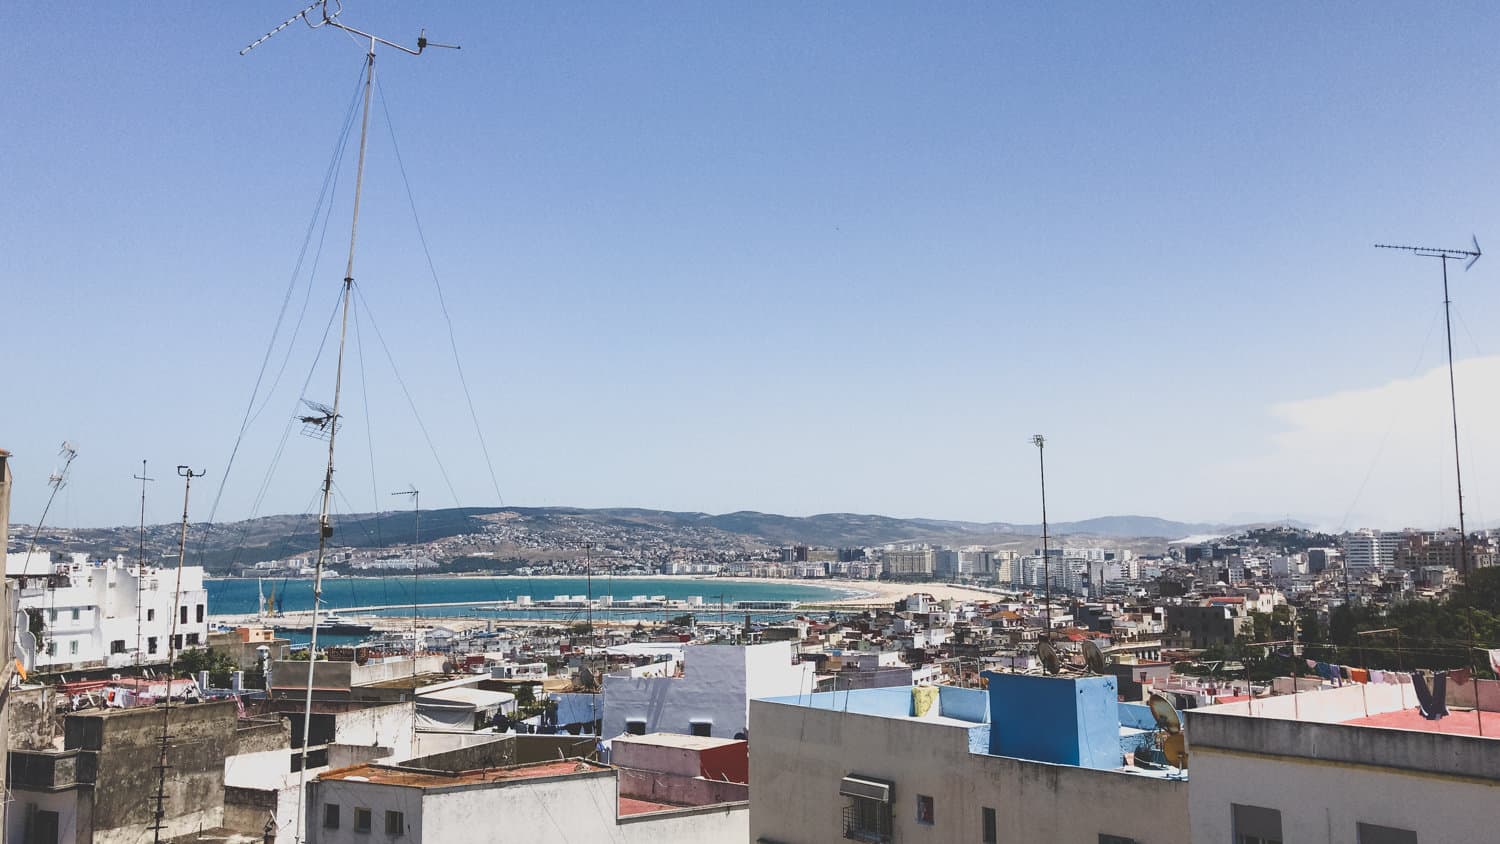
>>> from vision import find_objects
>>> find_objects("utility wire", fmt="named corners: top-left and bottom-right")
top-left (197, 61), bottom-right (366, 566)
top-left (377, 78), bottom-right (506, 506)
top-left (351, 284), bottom-right (463, 506)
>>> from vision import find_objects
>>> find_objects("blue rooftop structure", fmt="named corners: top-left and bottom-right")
top-left (761, 676), bottom-right (1182, 778)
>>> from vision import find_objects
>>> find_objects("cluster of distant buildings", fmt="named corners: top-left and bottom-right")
top-left (2, 441), bottom-right (1497, 843)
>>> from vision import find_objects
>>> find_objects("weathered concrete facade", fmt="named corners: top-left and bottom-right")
top-left (749, 690), bottom-right (1190, 844)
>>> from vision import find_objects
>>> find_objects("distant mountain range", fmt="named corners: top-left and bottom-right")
top-left (13, 507), bottom-right (1304, 574)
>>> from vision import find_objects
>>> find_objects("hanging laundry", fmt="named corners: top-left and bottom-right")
top-left (1411, 671), bottom-right (1450, 720)
top-left (1306, 659), bottom-right (1319, 671)
top-left (1315, 662), bottom-right (1336, 680)
top-left (1349, 668), bottom-right (1370, 684)
top-left (1369, 669), bottom-right (1385, 684)
top-left (1448, 668), bottom-right (1472, 686)
top-left (1488, 648), bottom-right (1500, 675)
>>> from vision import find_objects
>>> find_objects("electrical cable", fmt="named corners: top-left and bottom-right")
top-left (376, 78), bottom-right (506, 507)
top-left (349, 284), bottom-right (462, 506)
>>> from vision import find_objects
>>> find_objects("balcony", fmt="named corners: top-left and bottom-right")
top-left (842, 804), bottom-right (892, 843)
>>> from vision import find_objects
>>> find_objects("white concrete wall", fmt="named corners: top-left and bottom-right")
top-left (5, 788), bottom-right (82, 844)
top-left (308, 779), bottom-right (425, 844)
top-left (602, 643), bottom-right (813, 740)
top-left (749, 699), bottom-right (1189, 844)
top-left (423, 775), bottom-right (613, 843)
top-left (332, 703), bottom-right (415, 763)
top-left (1189, 743), bottom-right (1496, 843)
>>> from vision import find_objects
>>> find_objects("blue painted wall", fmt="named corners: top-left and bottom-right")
top-left (937, 685), bottom-right (990, 722)
top-left (982, 672), bottom-right (1123, 770)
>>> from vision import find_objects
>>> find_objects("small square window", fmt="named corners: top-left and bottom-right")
top-left (353, 807), bottom-right (371, 833)
top-left (111, 640), bottom-right (126, 654)
top-left (186, 633), bottom-right (200, 646)
top-left (690, 721), bottom-right (712, 737)
top-left (916, 794), bottom-right (934, 825)
top-left (147, 609), bottom-right (155, 622)
top-left (385, 810), bottom-right (404, 836)
top-left (324, 804), bottom-right (340, 829)
top-left (626, 720), bottom-right (646, 735)
top-left (983, 807), bottom-right (997, 843)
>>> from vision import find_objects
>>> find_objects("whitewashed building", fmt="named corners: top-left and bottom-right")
top-left (6, 551), bottom-right (210, 672)
top-left (601, 642), bottom-right (815, 741)
top-left (1187, 679), bottom-right (1500, 843)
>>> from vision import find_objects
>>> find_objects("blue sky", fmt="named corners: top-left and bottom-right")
top-left (6, 3), bottom-right (1500, 533)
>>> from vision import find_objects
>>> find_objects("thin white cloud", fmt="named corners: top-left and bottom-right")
top-left (1223, 356), bottom-right (1500, 531)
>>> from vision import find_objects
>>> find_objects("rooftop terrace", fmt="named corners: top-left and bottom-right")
top-left (319, 758), bottom-right (609, 789)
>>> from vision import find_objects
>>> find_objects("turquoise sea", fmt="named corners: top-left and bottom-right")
top-left (209, 575), bottom-right (856, 621)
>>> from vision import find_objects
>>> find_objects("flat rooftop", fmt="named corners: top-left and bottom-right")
top-left (320, 759), bottom-right (609, 789)
top-left (612, 732), bottom-right (744, 751)
top-left (361, 672), bottom-right (465, 690)
top-left (1345, 707), bottom-right (1500, 738)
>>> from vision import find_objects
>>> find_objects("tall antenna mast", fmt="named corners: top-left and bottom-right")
top-left (392, 485), bottom-right (419, 671)
top-left (27, 441), bottom-right (78, 660)
top-left (241, 6), bottom-right (458, 839)
top-left (1032, 435), bottom-right (1051, 637)
top-left (1374, 239), bottom-right (1481, 581)
top-left (133, 460), bottom-right (155, 670)
top-left (151, 465), bottom-right (203, 844)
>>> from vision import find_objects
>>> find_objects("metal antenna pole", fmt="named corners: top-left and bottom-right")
top-left (133, 461), bottom-right (155, 670)
top-left (1375, 240), bottom-right (1480, 580)
top-left (1033, 435), bottom-right (1051, 637)
top-left (152, 465), bottom-right (203, 844)
top-left (392, 486), bottom-right (419, 668)
top-left (238, 8), bottom-right (460, 839)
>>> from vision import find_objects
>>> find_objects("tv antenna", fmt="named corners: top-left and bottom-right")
top-left (297, 399), bottom-right (340, 441)
top-left (152, 464), bottom-right (205, 844)
top-left (133, 460), bottom-right (156, 669)
top-left (1031, 434), bottom-right (1052, 637)
top-left (239, 7), bottom-right (460, 839)
top-left (21, 441), bottom-right (79, 580)
top-left (1374, 238), bottom-right (1481, 582)
top-left (240, 0), bottom-right (461, 58)
top-left (391, 485), bottom-right (420, 667)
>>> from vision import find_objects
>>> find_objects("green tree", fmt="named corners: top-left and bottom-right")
top-left (173, 647), bottom-right (238, 688)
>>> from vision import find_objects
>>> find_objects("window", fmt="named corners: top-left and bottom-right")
top-left (180, 606), bottom-right (188, 624)
top-left (71, 608), bottom-right (80, 621)
top-left (196, 604), bottom-right (205, 623)
top-left (69, 641), bottom-right (78, 656)
top-left (385, 810), bottom-right (404, 835)
top-left (27, 809), bottom-right (59, 844)
top-left (111, 640), bottom-right (126, 654)
top-left (147, 637), bottom-right (158, 654)
top-left (839, 774), bottom-right (893, 843)
top-left (186, 633), bottom-right (200, 646)
top-left (353, 807), bottom-right (371, 833)
top-left (1358, 823), bottom-right (1418, 844)
top-left (324, 804), bottom-right (340, 829)
top-left (172, 635), bottom-right (183, 650)
top-left (916, 795), bottom-right (934, 825)
top-left (983, 807), bottom-right (997, 843)
top-left (48, 609), bottom-right (57, 622)
top-left (1233, 804), bottom-right (1283, 844)
top-left (147, 608), bottom-right (155, 622)
top-left (690, 721), bottom-right (712, 737)
top-left (625, 720), bottom-right (646, 735)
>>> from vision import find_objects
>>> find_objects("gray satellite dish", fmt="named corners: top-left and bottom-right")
top-left (1148, 692), bottom-right (1182, 734)
top-left (1037, 640), bottom-right (1061, 675)
top-left (1081, 640), bottom-right (1106, 675)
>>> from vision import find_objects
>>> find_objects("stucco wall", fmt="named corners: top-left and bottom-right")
top-left (749, 698), bottom-right (1189, 844)
top-left (603, 643), bottom-right (812, 740)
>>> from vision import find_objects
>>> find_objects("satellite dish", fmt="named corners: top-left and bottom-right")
top-left (1148, 692), bottom-right (1182, 734)
top-left (1037, 640), bottom-right (1061, 675)
top-left (1081, 640), bottom-right (1106, 675)
top-left (1162, 732), bottom-right (1188, 768)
